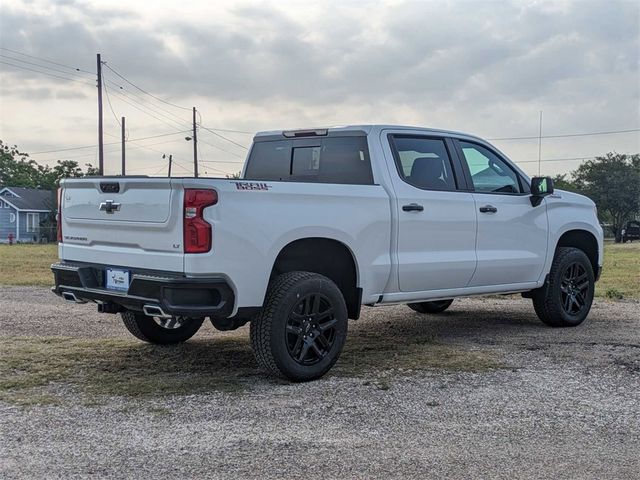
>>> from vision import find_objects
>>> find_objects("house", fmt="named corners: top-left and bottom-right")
top-left (0, 187), bottom-right (55, 243)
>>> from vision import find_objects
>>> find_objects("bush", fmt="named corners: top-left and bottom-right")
top-left (605, 288), bottom-right (624, 300)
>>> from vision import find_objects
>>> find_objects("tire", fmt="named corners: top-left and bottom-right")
top-left (121, 310), bottom-right (204, 344)
top-left (250, 271), bottom-right (348, 381)
top-left (532, 247), bottom-right (595, 327)
top-left (408, 299), bottom-right (454, 314)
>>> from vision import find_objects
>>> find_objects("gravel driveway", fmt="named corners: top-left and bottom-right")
top-left (1, 287), bottom-right (639, 479)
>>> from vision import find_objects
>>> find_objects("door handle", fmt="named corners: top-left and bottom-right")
top-left (479, 205), bottom-right (498, 213)
top-left (402, 203), bottom-right (424, 212)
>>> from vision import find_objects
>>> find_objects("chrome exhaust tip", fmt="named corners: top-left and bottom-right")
top-left (61, 291), bottom-right (87, 304)
top-left (142, 304), bottom-right (172, 319)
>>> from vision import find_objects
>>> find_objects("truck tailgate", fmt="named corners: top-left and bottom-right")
top-left (59, 177), bottom-right (184, 272)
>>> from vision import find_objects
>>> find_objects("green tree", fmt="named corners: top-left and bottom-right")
top-left (0, 141), bottom-right (42, 187)
top-left (0, 140), bottom-right (97, 190)
top-left (552, 174), bottom-right (579, 192)
top-left (572, 153), bottom-right (640, 241)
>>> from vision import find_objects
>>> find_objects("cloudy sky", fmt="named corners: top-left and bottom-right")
top-left (0, 0), bottom-right (638, 177)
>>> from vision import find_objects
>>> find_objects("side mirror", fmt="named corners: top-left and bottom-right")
top-left (530, 176), bottom-right (554, 206)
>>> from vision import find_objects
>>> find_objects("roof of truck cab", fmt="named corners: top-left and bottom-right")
top-left (253, 125), bottom-right (486, 142)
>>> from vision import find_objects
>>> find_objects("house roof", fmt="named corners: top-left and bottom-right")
top-left (0, 187), bottom-right (55, 211)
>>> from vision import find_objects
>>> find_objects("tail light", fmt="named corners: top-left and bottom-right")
top-left (57, 188), bottom-right (63, 243)
top-left (183, 189), bottom-right (217, 253)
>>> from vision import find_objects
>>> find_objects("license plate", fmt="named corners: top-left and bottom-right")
top-left (105, 268), bottom-right (130, 291)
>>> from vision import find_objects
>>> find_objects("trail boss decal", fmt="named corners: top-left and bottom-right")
top-left (233, 182), bottom-right (272, 191)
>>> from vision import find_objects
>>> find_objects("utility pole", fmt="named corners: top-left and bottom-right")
top-left (121, 116), bottom-right (126, 175)
top-left (192, 106), bottom-right (198, 178)
top-left (97, 53), bottom-right (104, 175)
top-left (168, 154), bottom-right (173, 177)
top-left (537, 110), bottom-right (543, 176)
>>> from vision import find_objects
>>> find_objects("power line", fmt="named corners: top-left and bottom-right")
top-left (29, 131), bottom-right (190, 155)
top-left (206, 167), bottom-right (234, 176)
top-left (102, 75), bottom-right (122, 129)
top-left (38, 140), bottom-right (151, 162)
top-left (0, 46), bottom-right (94, 75)
top-left (112, 86), bottom-right (191, 130)
top-left (103, 63), bottom-right (253, 145)
top-left (170, 159), bottom-right (194, 174)
top-left (149, 163), bottom-right (169, 175)
top-left (516, 156), bottom-right (596, 164)
top-left (203, 127), bottom-right (254, 135)
top-left (105, 79), bottom-right (192, 126)
top-left (126, 162), bottom-right (165, 173)
top-left (0, 60), bottom-right (95, 86)
top-left (104, 75), bottom-right (191, 126)
top-left (106, 89), bottom-right (189, 134)
top-left (102, 62), bottom-right (191, 111)
top-left (198, 123), bottom-right (249, 150)
top-left (101, 73), bottom-right (191, 133)
top-left (489, 128), bottom-right (640, 141)
top-left (0, 54), bottom-right (93, 80)
top-left (200, 159), bottom-right (245, 164)
top-left (35, 136), bottom-right (189, 163)
top-left (198, 139), bottom-right (244, 158)
top-left (188, 160), bottom-right (229, 176)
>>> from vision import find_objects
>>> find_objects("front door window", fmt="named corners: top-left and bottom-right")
top-left (459, 141), bottom-right (521, 194)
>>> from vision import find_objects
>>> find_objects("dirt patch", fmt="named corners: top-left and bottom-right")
top-left (1, 325), bottom-right (499, 405)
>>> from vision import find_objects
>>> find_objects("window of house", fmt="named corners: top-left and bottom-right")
top-left (26, 213), bottom-right (39, 232)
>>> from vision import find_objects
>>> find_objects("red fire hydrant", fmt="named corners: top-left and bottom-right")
top-left (8, 232), bottom-right (14, 245)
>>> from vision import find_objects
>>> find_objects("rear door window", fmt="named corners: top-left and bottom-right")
top-left (244, 137), bottom-right (373, 185)
top-left (390, 136), bottom-right (458, 191)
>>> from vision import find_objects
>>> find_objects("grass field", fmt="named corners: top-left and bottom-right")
top-left (597, 241), bottom-right (640, 299)
top-left (0, 244), bottom-right (58, 287)
top-left (0, 241), bottom-right (638, 299)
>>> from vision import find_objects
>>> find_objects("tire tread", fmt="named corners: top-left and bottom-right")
top-left (532, 247), bottom-right (593, 327)
top-left (120, 310), bottom-right (204, 344)
top-left (250, 271), bottom-right (331, 378)
top-left (121, 310), bottom-right (152, 342)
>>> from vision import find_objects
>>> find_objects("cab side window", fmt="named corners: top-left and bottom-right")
top-left (391, 136), bottom-right (457, 191)
top-left (459, 141), bottom-right (521, 194)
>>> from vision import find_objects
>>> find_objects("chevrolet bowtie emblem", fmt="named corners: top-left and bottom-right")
top-left (99, 200), bottom-right (121, 214)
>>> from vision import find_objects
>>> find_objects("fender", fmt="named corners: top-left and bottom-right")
top-left (540, 191), bottom-right (604, 282)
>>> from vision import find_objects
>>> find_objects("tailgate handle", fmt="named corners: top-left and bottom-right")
top-left (100, 182), bottom-right (120, 193)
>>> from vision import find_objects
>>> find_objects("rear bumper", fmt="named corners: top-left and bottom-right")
top-left (51, 261), bottom-right (234, 318)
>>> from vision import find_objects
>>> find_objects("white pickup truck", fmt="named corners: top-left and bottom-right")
top-left (52, 125), bottom-right (603, 381)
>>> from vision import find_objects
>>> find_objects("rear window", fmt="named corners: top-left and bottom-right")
top-left (244, 137), bottom-right (373, 185)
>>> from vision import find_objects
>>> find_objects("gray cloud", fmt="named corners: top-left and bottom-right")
top-left (0, 0), bottom-right (638, 177)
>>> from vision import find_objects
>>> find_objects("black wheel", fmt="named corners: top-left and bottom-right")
top-left (121, 310), bottom-right (204, 344)
top-left (532, 247), bottom-right (595, 327)
top-left (250, 271), bottom-right (348, 381)
top-left (408, 299), bottom-right (454, 314)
